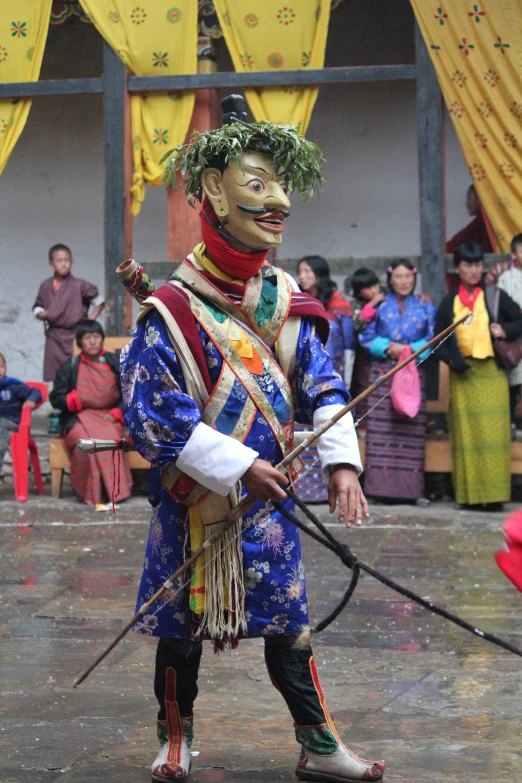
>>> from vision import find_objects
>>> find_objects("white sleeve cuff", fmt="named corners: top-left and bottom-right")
top-left (33, 306), bottom-right (44, 317)
top-left (176, 422), bottom-right (259, 496)
top-left (91, 294), bottom-right (105, 307)
top-left (313, 403), bottom-right (363, 480)
top-left (343, 349), bottom-right (355, 390)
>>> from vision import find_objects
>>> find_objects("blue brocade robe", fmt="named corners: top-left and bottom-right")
top-left (121, 310), bottom-right (351, 640)
top-left (358, 293), bottom-right (436, 357)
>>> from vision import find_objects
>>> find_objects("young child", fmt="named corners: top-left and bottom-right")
top-left (33, 244), bottom-right (105, 383)
top-left (347, 267), bottom-right (385, 334)
top-left (496, 233), bottom-right (522, 425)
top-left (346, 268), bottom-right (385, 427)
top-left (0, 354), bottom-right (42, 476)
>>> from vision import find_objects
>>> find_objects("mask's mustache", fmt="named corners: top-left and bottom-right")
top-left (237, 204), bottom-right (290, 219)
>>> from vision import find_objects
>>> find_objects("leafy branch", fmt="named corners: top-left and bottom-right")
top-left (160, 120), bottom-right (325, 203)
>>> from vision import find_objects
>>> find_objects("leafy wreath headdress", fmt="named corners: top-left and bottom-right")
top-left (161, 94), bottom-right (325, 204)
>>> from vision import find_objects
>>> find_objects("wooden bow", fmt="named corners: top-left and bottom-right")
top-left (73, 310), bottom-right (471, 686)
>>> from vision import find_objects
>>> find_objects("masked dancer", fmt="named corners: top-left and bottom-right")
top-left (120, 96), bottom-right (385, 783)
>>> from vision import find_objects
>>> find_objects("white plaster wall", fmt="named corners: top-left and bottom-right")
top-left (0, 3), bottom-right (472, 381)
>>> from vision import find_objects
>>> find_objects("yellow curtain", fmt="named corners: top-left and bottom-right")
top-left (80, 0), bottom-right (197, 215)
top-left (411, 1), bottom-right (522, 252)
top-left (0, 0), bottom-right (52, 175)
top-left (213, 0), bottom-right (330, 134)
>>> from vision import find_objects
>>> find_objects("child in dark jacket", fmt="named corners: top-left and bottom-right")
top-left (346, 267), bottom-right (385, 334)
top-left (0, 354), bottom-right (42, 475)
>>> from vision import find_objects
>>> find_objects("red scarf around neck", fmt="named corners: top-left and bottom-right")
top-left (200, 198), bottom-right (268, 281)
top-left (458, 282), bottom-right (482, 311)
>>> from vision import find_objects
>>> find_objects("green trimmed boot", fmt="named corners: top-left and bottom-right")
top-left (295, 724), bottom-right (385, 782)
top-left (152, 717), bottom-right (193, 782)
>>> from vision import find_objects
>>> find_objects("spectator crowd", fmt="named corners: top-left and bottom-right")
top-left (2, 233), bottom-right (522, 512)
top-left (1, 243), bottom-right (131, 506)
top-left (295, 234), bottom-right (522, 512)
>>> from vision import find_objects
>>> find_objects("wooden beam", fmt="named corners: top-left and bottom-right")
top-left (415, 21), bottom-right (445, 305)
top-left (103, 42), bottom-right (127, 336)
top-left (128, 64), bottom-right (417, 92)
top-left (0, 78), bottom-right (103, 98)
top-left (140, 253), bottom-right (510, 282)
top-left (0, 64), bottom-right (417, 101)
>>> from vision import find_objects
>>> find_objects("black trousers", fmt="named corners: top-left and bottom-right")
top-left (155, 636), bottom-right (327, 726)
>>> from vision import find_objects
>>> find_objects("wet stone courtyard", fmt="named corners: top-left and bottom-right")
top-left (1, 490), bottom-right (521, 783)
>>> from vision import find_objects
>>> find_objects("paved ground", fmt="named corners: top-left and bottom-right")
top-left (1, 489), bottom-right (521, 783)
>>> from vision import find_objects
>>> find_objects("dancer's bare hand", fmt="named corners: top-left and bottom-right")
top-left (328, 464), bottom-right (369, 527)
top-left (242, 458), bottom-right (289, 502)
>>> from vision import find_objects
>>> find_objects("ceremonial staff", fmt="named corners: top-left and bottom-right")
top-left (74, 311), bottom-right (471, 687)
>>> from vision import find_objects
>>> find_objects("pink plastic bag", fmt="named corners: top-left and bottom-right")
top-left (390, 345), bottom-right (421, 418)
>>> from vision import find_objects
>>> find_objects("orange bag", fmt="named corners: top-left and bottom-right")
top-left (390, 345), bottom-right (421, 418)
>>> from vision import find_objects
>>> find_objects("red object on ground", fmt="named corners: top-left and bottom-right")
top-left (495, 509), bottom-right (522, 592)
top-left (9, 382), bottom-right (48, 503)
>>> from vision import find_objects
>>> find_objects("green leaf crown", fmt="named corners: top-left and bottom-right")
top-left (160, 119), bottom-right (325, 203)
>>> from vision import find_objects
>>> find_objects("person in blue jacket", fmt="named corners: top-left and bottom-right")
top-left (358, 260), bottom-right (436, 503)
top-left (0, 354), bottom-right (42, 476)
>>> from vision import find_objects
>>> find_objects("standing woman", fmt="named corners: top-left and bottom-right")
top-left (296, 255), bottom-right (355, 502)
top-left (297, 255), bottom-right (355, 386)
top-left (359, 260), bottom-right (436, 503)
top-left (435, 242), bottom-right (522, 509)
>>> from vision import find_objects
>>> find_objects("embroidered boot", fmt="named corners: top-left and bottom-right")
top-left (295, 724), bottom-right (385, 783)
top-left (152, 717), bottom-right (193, 782)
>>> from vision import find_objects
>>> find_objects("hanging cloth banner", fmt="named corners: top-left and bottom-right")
top-left (0, 0), bottom-right (53, 176)
top-left (80, 0), bottom-right (197, 215)
top-left (411, 0), bottom-right (522, 253)
top-left (213, 0), bottom-right (330, 135)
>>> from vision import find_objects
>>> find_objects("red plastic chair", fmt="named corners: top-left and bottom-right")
top-left (9, 382), bottom-right (48, 503)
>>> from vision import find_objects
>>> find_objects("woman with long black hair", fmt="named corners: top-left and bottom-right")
top-left (297, 255), bottom-right (355, 386)
top-left (296, 255), bottom-right (355, 502)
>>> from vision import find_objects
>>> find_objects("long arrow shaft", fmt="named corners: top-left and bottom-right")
top-left (74, 311), bottom-right (470, 686)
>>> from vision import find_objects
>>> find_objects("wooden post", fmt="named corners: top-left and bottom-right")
top-left (103, 42), bottom-right (129, 335)
top-left (166, 87), bottom-right (221, 261)
top-left (123, 81), bottom-right (134, 332)
top-left (415, 21), bottom-right (445, 306)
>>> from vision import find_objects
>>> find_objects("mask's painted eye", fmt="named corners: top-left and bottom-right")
top-left (280, 182), bottom-right (288, 194)
top-left (247, 179), bottom-right (265, 193)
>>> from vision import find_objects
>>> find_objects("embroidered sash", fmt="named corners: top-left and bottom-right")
top-left (137, 257), bottom-right (299, 644)
top-left (176, 257), bottom-right (291, 348)
top-left (172, 261), bottom-right (297, 464)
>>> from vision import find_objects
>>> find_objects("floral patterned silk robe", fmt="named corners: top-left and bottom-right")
top-left (121, 310), bottom-right (349, 640)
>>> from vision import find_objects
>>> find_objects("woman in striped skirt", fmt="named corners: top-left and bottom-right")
top-left (358, 260), bottom-right (436, 504)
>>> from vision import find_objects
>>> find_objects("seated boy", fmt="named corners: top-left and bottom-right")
top-left (0, 354), bottom-right (42, 476)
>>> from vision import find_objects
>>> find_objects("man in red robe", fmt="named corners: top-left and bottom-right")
top-left (446, 185), bottom-right (494, 254)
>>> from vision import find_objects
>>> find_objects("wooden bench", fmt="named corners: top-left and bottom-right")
top-left (356, 435), bottom-right (522, 474)
top-left (49, 439), bottom-right (149, 498)
top-left (49, 340), bottom-right (522, 496)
